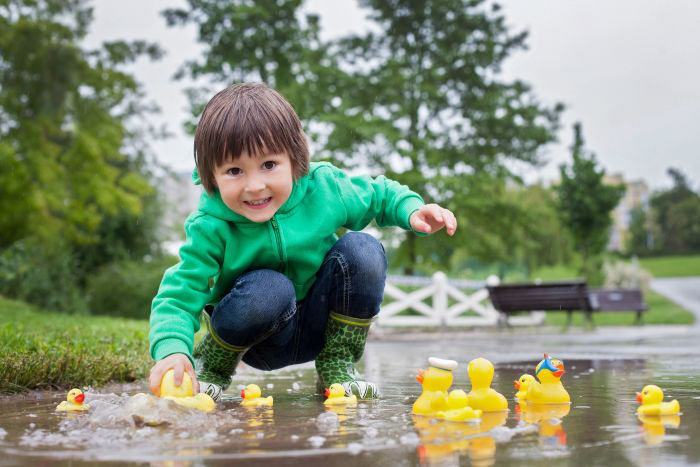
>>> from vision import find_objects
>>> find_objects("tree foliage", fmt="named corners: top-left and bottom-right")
top-left (167, 0), bottom-right (563, 275)
top-left (0, 0), bottom-right (166, 312)
top-left (554, 123), bottom-right (625, 281)
top-left (647, 169), bottom-right (700, 254)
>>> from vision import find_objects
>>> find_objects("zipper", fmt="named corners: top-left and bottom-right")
top-left (270, 216), bottom-right (287, 272)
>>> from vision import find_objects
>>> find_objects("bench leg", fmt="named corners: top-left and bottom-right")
top-left (636, 310), bottom-right (643, 325)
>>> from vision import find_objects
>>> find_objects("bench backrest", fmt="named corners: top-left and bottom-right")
top-left (588, 288), bottom-right (648, 311)
top-left (487, 281), bottom-right (591, 313)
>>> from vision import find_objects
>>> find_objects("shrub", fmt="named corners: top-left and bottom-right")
top-left (85, 256), bottom-right (177, 319)
top-left (603, 259), bottom-right (652, 292)
top-left (0, 239), bottom-right (87, 314)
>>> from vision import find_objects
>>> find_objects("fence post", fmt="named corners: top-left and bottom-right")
top-left (432, 271), bottom-right (448, 327)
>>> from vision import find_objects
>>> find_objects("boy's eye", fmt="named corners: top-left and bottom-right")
top-left (262, 161), bottom-right (276, 170)
top-left (227, 167), bottom-right (242, 175)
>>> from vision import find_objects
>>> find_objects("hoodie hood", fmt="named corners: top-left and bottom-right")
top-left (191, 167), bottom-right (308, 223)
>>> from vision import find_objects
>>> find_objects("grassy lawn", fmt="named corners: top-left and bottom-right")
top-left (0, 296), bottom-right (151, 393)
top-left (638, 255), bottom-right (700, 278)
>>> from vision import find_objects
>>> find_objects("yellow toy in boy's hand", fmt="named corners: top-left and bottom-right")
top-left (514, 374), bottom-right (536, 399)
top-left (159, 369), bottom-right (216, 413)
top-left (636, 384), bottom-right (680, 415)
top-left (56, 388), bottom-right (90, 412)
top-left (466, 358), bottom-right (508, 412)
top-left (525, 353), bottom-right (570, 404)
top-left (241, 384), bottom-right (273, 406)
top-left (160, 369), bottom-right (194, 397)
top-left (324, 383), bottom-right (358, 406)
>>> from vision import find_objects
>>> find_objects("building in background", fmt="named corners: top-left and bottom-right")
top-left (604, 174), bottom-right (650, 252)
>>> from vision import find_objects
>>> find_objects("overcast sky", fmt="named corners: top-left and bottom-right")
top-left (85, 0), bottom-right (700, 191)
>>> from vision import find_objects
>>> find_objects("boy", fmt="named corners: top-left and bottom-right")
top-left (148, 82), bottom-right (457, 400)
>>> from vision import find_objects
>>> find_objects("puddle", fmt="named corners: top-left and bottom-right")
top-left (1, 329), bottom-right (700, 466)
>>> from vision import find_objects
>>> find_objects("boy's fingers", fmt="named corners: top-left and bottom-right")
top-left (149, 370), bottom-right (162, 396)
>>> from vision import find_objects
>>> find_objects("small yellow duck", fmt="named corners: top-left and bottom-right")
top-left (241, 383), bottom-right (273, 407)
top-left (435, 389), bottom-right (482, 421)
top-left (159, 369), bottom-right (216, 413)
top-left (412, 357), bottom-right (458, 415)
top-left (525, 353), bottom-right (570, 404)
top-left (636, 384), bottom-right (680, 416)
top-left (56, 388), bottom-right (90, 412)
top-left (514, 374), bottom-right (536, 399)
top-left (324, 383), bottom-right (357, 406)
top-left (466, 358), bottom-right (508, 412)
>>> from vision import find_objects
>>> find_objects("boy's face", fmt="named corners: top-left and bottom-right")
top-left (213, 149), bottom-right (294, 223)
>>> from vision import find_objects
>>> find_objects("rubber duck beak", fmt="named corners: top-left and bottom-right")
top-left (324, 388), bottom-right (330, 397)
top-left (552, 369), bottom-right (565, 378)
top-left (514, 380), bottom-right (521, 389)
top-left (636, 392), bottom-right (643, 403)
top-left (241, 389), bottom-right (246, 398)
top-left (74, 393), bottom-right (84, 403)
top-left (415, 369), bottom-right (425, 384)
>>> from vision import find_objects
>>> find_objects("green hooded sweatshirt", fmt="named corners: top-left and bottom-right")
top-left (149, 162), bottom-right (425, 363)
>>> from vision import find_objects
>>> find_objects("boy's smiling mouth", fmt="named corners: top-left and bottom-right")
top-left (244, 197), bottom-right (272, 208)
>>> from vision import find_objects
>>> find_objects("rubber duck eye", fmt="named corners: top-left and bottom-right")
top-left (644, 390), bottom-right (648, 395)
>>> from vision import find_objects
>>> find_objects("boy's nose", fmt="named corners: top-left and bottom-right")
top-left (244, 175), bottom-right (265, 192)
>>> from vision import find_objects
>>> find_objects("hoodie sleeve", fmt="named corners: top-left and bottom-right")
top-left (148, 215), bottom-right (224, 364)
top-left (327, 165), bottom-right (425, 232)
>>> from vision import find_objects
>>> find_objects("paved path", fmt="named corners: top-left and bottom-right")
top-left (650, 276), bottom-right (700, 326)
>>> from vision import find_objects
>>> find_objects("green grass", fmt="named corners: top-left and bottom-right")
top-left (542, 289), bottom-right (694, 326)
top-left (0, 296), bottom-right (151, 393)
top-left (638, 255), bottom-right (700, 278)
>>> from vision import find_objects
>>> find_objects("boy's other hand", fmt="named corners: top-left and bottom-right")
top-left (148, 353), bottom-right (199, 397)
top-left (409, 204), bottom-right (457, 236)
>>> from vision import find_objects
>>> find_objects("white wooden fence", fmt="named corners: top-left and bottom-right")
top-left (377, 272), bottom-right (545, 327)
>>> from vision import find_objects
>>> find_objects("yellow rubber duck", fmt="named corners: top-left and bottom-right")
top-left (159, 369), bottom-right (216, 413)
top-left (56, 388), bottom-right (90, 412)
top-left (324, 383), bottom-right (357, 406)
top-left (514, 374), bottom-right (536, 399)
top-left (466, 357), bottom-right (508, 412)
top-left (636, 384), bottom-right (680, 415)
top-left (241, 383), bottom-right (273, 407)
top-left (435, 389), bottom-right (482, 421)
top-left (525, 353), bottom-right (570, 404)
top-left (412, 357), bottom-right (458, 415)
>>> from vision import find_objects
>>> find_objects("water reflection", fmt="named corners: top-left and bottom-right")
top-left (515, 402), bottom-right (570, 452)
top-left (412, 411), bottom-right (508, 466)
top-left (638, 414), bottom-right (681, 445)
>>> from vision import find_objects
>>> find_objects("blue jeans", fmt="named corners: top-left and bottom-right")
top-left (209, 232), bottom-right (387, 371)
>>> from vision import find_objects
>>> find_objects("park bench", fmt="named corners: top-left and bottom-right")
top-left (487, 280), bottom-right (650, 326)
top-left (588, 288), bottom-right (649, 324)
top-left (487, 280), bottom-right (592, 326)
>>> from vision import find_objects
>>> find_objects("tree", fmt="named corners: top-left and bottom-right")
top-left (326, 0), bottom-right (563, 273)
top-left (162, 0), bottom-right (342, 137)
top-left (554, 123), bottom-right (625, 281)
top-left (626, 206), bottom-right (652, 256)
top-left (166, 0), bottom-right (562, 275)
top-left (0, 0), bottom-right (166, 311)
top-left (649, 169), bottom-right (700, 254)
top-left (0, 0), bottom-right (163, 248)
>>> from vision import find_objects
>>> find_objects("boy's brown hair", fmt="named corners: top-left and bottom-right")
top-left (194, 82), bottom-right (310, 194)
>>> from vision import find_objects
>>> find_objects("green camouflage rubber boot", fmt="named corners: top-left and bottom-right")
top-left (193, 310), bottom-right (247, 401)
top-left (315, 311), bottom-right (378, 399)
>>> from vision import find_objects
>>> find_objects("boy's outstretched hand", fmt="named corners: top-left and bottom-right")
top-left (149, 353), bottom-right (199, 396)
top-left (409, 203), bottom-right (457, 236)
